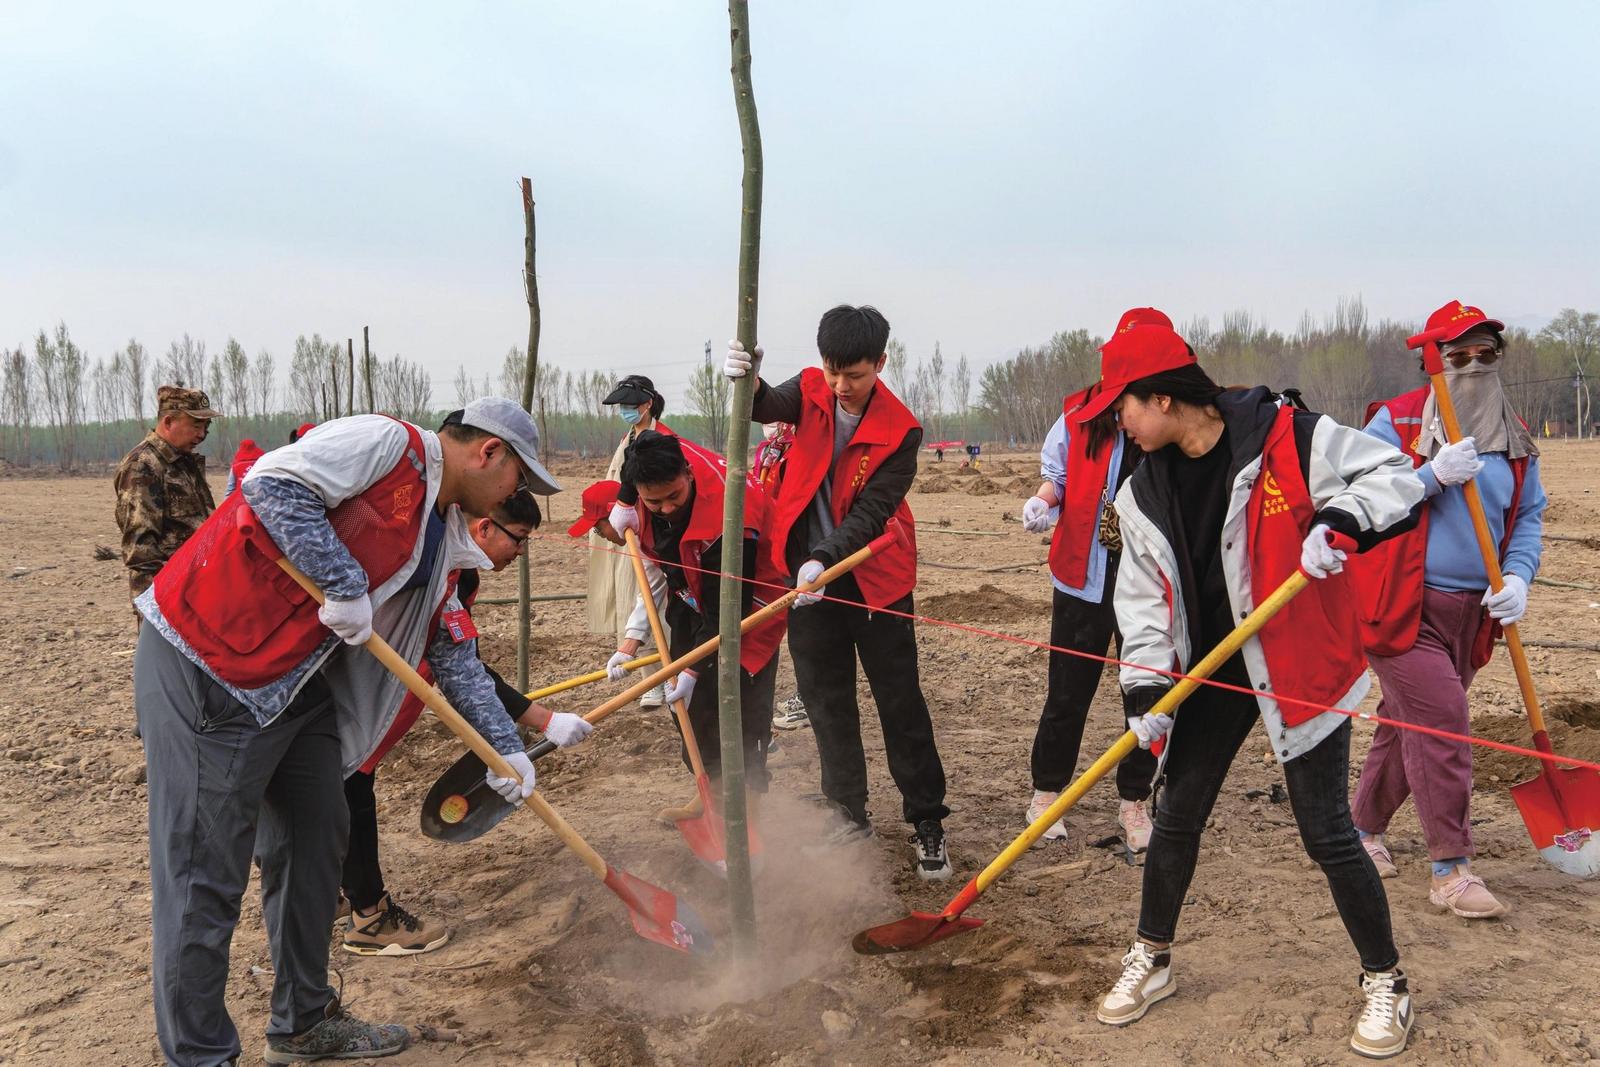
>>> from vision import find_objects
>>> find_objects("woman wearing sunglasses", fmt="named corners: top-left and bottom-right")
top-left (1349, 301), bottom-right (1547, 919)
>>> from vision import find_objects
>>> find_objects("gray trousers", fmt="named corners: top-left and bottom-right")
top-left (135, 625), bottom-right (347, 1066)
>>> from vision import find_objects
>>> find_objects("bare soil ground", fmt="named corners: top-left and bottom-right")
top-left (2, 443), bottom-right (1598, 1065)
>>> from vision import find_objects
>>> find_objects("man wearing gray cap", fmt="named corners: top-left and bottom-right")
top-left (131, 398), bottom-right (559, 1066)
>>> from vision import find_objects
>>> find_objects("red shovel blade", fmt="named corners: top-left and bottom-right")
top-left (1512, 765), bottom-right (1600, 879)
top-left (675, 775), bottom-right (764, 876)
top-left (851, 910), bottom-right (985, 956)
top-left (601, 865), bottom-right (716, 955)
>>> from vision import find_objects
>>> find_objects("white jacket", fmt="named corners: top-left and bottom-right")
top-left (1113, 390), bottom-right (1425, 763)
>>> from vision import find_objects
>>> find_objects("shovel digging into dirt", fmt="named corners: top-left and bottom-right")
top-left (851, 535), bottom-right (1354, 956)
top-left (624, 529), bottom-right (759, 875)
top-left (274, 556), bottom-right (715, 956)
top-left (1411, 326), bottom-right (1600, 878)
top-left (420, 529), bottom-right (898, 843)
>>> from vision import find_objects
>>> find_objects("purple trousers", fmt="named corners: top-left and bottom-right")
top-left (1353, 586), bottom-right (1483, 861)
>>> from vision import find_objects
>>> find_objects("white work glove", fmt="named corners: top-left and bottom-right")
top-left (1129, 712), bottom-right (1172, 751)
top-left (663, 669), bottom-right (697, 707)
top-left (725, 339), bottom-right (762, 380)
top-left (318, 594), bottom-right (373, 645)
top-left (793, 559), bottom-right (827, 607)
top-left (1299, 523), bottom-right (1347, 580)
top-left (1482, 574), bottom-right (1528, 625)
top-left (541, 711), bottom-right (594, 748)
top-left (606, 649), bottom-right (632, 682)
top-left (1429, 436), bottom-right (1483, 488)
top-left (485, 751), bottom-right (536, 806)
top-left (607, 502), bottom-right (639, 537)
top-left (1021, 496), bottom-right (1054, 533)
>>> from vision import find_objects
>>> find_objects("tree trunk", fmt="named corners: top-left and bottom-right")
top-left (517, 176), bottom-right (543, 691)
top-left (363, 327), bottom-right (374, 413)
top-left (719, 0), bottom-right (763, 961)
top-left (346, 338), bottom-right (356, 417)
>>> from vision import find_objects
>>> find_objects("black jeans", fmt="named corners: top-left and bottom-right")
top-left (680, 653), bottom-right (779, 793)
top-left (1136, 691), bottom-right (1399, 973)
top-left (1031, 571), bottom-right (1156, 801)
top-left (341, 770), bottom-right (384, 912)
top-left (786, 575), bottom-right (948, 825)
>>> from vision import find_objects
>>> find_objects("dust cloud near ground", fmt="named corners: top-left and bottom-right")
top-left (2, 443), bottom-right (1599, 1064)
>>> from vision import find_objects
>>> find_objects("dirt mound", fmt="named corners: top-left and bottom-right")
top-left (964, 476), bottom-right (1003, 496)
top-left (1004, 476), bottom-right (1034, 494)
top-left (915, 475), bottom-right (953, 493)
top-left (918, 583), bottom-right (1049, 623)
top-left (951, 465), bottom-right (979, 477)
top-left (1472, 707), bottom-right (1600, 789)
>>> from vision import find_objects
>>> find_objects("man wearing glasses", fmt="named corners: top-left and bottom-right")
top-left (1349, 301), bottom-right (1548, 920)
top-left (133, 397), bottom-right (563, 1064)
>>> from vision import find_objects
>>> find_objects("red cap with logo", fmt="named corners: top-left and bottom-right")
top-left (1113, 306), bottom-right (1174, 334)
top-left (1071, 318), bottom-right (1195, 424)
top-left (1424, 300), bottom-right (1505, 344)
top-left (567, 480), bottom-right (623, 537)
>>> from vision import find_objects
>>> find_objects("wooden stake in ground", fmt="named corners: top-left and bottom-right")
top-left (718, 0), bottom-right (763, 961)
top-left (517, 175), bottom-right (543, 691)
top-left (345, 338), bottom-right (355, 417)
top-left (363, 326), bottom-right (374, 412)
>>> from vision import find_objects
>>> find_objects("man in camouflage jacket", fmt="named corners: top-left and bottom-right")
top-left (113, 386), bottom-right (221, 602)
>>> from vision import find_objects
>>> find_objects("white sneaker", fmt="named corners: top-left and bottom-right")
top-left (640, 684), bottom-right (666, 708)
top-left (1118, 799), bottom-right (1153, 853)
top-left (1096, 942), bottom-right (1174, 1026)
top-left (1350, 969), bottom-right (1413, 1058)
top-left (1026, 790), bottom-right (1068, 841)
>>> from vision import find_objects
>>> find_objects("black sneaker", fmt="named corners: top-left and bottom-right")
top-left (807, 803), bottom-right (873, 850)
top-left (263, 998), bottom-right (409, 1063)
top-left (911, 820), bottom-right (953, 881)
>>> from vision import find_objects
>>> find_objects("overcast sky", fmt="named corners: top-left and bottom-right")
top-left (4, 1), bottom-right (1597, 409)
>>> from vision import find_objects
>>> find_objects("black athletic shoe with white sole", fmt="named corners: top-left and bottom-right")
top-left (911, 819), bottom-right (953, 881)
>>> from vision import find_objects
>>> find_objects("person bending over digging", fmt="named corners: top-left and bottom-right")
top-left (606, 430), bottom-right (786, 814)
top-left (1349, 301), bottom-right (1547, 918)
top-left (1080, 322), bottom-right (1425, 1059)
top-left (1016, 307), bottom-right (1162, 850)
top-left (340, 485), bottom-right (593, 956)
top-left (726, 304), bottom-right (953, 881)
top-left (133, 397), bottom-right (559, 1065)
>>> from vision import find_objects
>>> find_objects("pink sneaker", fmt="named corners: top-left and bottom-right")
top-left (1361, 834), bottom-right (1398, 879)
top-left (1119, 799), bottom-right (1153, 853)
top-left (1429, 864), bottom-right (1508, 919)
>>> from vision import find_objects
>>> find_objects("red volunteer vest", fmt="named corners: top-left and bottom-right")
top-left (1247, 406), bottom-right (1368, 727)
top-left (1349, 386), bottom-right (1528, 660)
top-left (361, 569), bottom-right (468, 773)
top-left (229, 439), bottom-right (265, 492)
top-left (638, 437), bottom-right (788, 673)
top-left (152, 420), bottom-right (431, 690)
top-left (1048, 387), bottom-right (1118, 588)
top-left (769, 368), bottom-right (919, 609)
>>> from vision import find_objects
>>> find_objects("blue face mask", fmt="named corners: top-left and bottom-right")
top-left (620, 407), bottom-right (643, 425)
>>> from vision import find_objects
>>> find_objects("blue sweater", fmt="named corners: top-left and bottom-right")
top-left (1365, 406), bottom-right (1546, 590)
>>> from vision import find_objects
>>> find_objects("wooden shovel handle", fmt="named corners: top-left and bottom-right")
top-left (274, 556), bottom-right (609, 878)
top-left (577, 529), bottom-right (894, 726)
top-left (1423, 356), bottom-right (1550, 744)
top-left (526, 654), bottom-right (660, 701)
top-left (623, 529), bottom-right (710, 779)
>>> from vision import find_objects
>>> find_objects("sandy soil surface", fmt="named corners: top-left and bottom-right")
top-left (2, 442), bottom-right (1598, 1065)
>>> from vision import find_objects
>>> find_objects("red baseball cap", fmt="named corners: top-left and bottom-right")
top-left (567, 479), bottom-right (622, 537)
top-left (1424, 300), bottom-right (1505, 344)
top-left (1113, 306), bottom-right (1173, 334)
top-left (1071, 324), bottom-right (1195, 424)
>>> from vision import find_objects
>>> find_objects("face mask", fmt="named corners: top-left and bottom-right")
top-left (620, 407), bottom-right (643, 425)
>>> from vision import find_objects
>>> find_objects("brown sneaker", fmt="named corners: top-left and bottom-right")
top-left (263, 998), bottom-right (409, 1063)
top-left (343, 895), bottom-right (451, 956)
top-left (1429, 864), bottom-right (1508, 918)
top-left (1350, 969), bottom-right (1414, 1058)
top-left (1096, 942), bottom-right (1174, 1025)
top-left (1361, 834), bottom-right (1399, 879)
top-left (657, 792), bottom-right (703, 824)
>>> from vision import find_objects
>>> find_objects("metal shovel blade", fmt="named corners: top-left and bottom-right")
top-left (1512, 766), bottom-right (1600, 879)
top-left (674, 776), bottom-right (766, 877)
top-left (602, 865), bottom-right (716, 955)
top-left (420, 737), bottom-right (559, 843)
top-left (851, 911), bottom-right (985, 956)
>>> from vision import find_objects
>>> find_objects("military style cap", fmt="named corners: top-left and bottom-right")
top-left (157, 385), bottom-right (221, 419)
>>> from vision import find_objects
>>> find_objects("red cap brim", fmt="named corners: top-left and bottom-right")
top-left (1070, 383), bottom-right (1122, 425)
top-left (567, 514), bottom-right (603, 538)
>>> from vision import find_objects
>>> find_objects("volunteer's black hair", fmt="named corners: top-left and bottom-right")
top-left (1121, 356), bottom-right (1222, 409)
top-left (495, 489), bottom-right (542, 530)
top-left (817, 304), bottom-right (891, 372)
top-left (621, 430), bottom-right (690, 487)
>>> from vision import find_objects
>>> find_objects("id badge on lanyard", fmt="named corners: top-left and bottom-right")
top-left (441, 609), bottom-right (479, 643)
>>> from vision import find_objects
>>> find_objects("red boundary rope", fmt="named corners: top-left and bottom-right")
top-left (523, 528), bottom-right (1600, 776)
